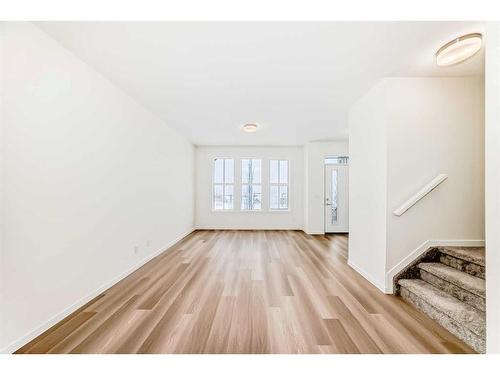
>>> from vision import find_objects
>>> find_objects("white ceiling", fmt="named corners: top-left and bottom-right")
top-left (37, 22), bottom-right (485, 145)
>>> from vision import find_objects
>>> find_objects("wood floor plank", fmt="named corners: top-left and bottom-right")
top-left (323, 318), bottom-right (360, 354)
top-left (24, 312), bottom-right (97, 354)
top-left (248, 280), bottom-right (271, 353)
top-left (15, 230), bottom-right (476, 354)
top-left (70, 295), bottom-right (140, 354)
top-left (326, 296), bottom-right (383, 354)
top-left (176, 280), bottom-right (225, 354)
top-left (16, 293), bottom-right (105, 354)
top-left (204, 296), bottom-right (237, 353)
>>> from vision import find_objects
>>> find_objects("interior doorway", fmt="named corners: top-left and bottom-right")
top-left (325, 157), bottom-right (349, 233)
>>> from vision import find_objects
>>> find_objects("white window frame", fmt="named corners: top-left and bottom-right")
top-left (240, 158), bottom-right (262, 211)
top-left (269, 159), bottom-right (290, 211)
top-left (212, 157), bottom-right (234, 211)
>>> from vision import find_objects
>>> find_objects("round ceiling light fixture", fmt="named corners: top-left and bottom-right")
top-left (436, 33), bottom-right (483, 67)
top-left (242, 123), bottom-right (258, 133)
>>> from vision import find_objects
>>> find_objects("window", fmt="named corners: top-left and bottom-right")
top-left (270, 160), bottom-right (289, 210)
top-left (213, 158), bottom-right (234, 210)
top-left (325, 156), bottom-right (349, 165)
top-left (330, 169), bottom-right (338, 223)
top-left (241, 159), bottom-right (262, 210)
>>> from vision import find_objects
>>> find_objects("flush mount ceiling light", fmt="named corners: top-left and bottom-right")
top-left (242, 123), bottom-right (258, 133)
top-left (436, 33), bottom-right (483, 67)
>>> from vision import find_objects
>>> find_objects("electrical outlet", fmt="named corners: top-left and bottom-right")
top-left (134, 245), bottom-right (139, 254)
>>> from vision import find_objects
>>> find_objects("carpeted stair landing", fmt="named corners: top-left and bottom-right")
top-left (397, 246), bottom-right (485, 353)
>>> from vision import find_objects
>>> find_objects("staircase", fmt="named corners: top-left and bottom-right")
top-left (397, 246), bottom-right (486, 353)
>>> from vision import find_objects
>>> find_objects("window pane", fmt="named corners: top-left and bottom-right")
top-left (325, 156), bottom-right (349, 165)
top-left (252, 159), bottom-right (261, 184)
top-left (241, 184), bottom-right (250, 210)
top-left (214, 159), bottom-right (224, 183)
top-left (270, 160), bottom-right (279, 184)
top-left (224, 159), bottom-right (234, 184)
top-left (252, 184), bottom-right (262, 210)
top-left (279, 185), bottom-right (288, 209)
top-left (224, 185), bottom-right (234, 210)
top-left (214, 185), bottom-right (223, 210)
top-left (331, 170), bottom-right (338, 223)
top-left (279, 160), bottom-right (288, 184)
top-left (270, 185), bottom-right (279, 209)
top-left (241, 159), bottom-right (250, 184)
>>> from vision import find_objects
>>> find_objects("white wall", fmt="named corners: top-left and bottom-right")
top-left (304, 141), bottom-right (349, 234)
top-left (0, 23), bottom-right (195, 352)
top-left (348, 77), bottom-right (485, 292)
top-left (348, 81), bottom-right (388, 290)
top-left (386, 77), bottom-right (485, 271)
top-left (195, 146), bottom-right (303, 230)
top-left (486, 22), bottom-right (500, 354)
top-left (0, 22), bottom-right (5, 349)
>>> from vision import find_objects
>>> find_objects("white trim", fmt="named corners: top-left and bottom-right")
top-left (347, 260), bottom-right (386, 292)
top-left (392, 174), bottom-right (448, 216)
top-left (384, 239), bottom-right (485, 294)
top-left (0, 228), bottom-right (195, 354)
top-left (195, 226), bottom-right (302, 231)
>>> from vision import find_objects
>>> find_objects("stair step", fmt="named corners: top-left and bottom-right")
top-left (418, 263), bottom-right (485, 297)
top-left (418, 263), bottom-right (485, 312)
top-left (438, 246), bottom-right (485, 266)
top-left (398, 279), bottom-right (485, 353)
top-left (398, 278), bottom-right (485, 336)
top-left (437, 247), bottom-right (485, 279)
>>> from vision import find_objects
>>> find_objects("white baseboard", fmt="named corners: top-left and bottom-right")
top-left (347, 260), bottom-right (386, 293)
top-left (384, 239), bottom-right (485, 294)
top-left (195, 226), bottom-right (302, 231)
top-left (0, 228), bottom-right (195, 354)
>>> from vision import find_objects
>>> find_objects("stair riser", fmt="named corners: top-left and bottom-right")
top-left (419, 270), bottom-right (485, 312)
top-left (400, 286), bottom-right (485, 353)
top-left (440, 254), bottom-right (485, 279)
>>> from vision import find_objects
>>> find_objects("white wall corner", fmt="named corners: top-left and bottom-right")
top-left (347, 260), bottom-right (386, 293)
top-left (385, 239), bottom-right (486, 294)
top-left (486, 21), bottom-right (500, 354)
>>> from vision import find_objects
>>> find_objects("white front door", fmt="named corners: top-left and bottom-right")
top-left (325, 164), bottom-right (349, 233)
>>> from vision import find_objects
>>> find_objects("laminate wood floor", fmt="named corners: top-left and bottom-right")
top-left (16, 230), bottom-right (475, 354)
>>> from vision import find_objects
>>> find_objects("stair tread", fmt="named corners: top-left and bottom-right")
top-left (418, 262), bottom-right (485, 298)
top-left (438, 247), bottom-right (485, 267)
top-left (398, 278), bottom-right (485, 337)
